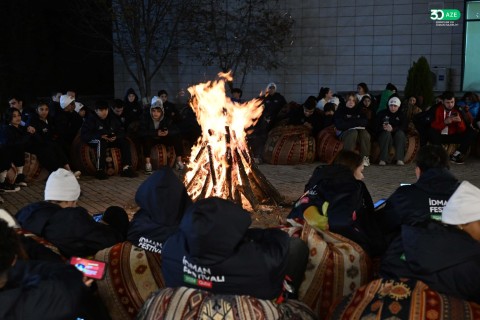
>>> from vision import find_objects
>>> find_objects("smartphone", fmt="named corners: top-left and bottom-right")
top-left (92, 213), bottom-right (103, 222)
top-left (70, 257), bottom-right (107, 280)
top-left (451, 112), bottom-right (458, 117)
top-left (373, 198), bottom-right (386, 209)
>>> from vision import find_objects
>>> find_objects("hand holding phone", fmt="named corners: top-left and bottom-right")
top-left (70, 257), bottom-right (107, 280)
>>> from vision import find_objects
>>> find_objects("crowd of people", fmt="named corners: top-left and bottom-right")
top-left (1, 83), bottom-right (480, 318)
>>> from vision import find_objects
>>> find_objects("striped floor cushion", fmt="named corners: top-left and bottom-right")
top-left (298, 223), bottom-right (373, 320)
top-left (137, 287), bottom-right (318, 320)
top-left (263, 125), bottom-right (316, 165)
top-left (370, 132), bottom-right (420, 164)
top-left (326, 278), bottom-right (480, 320)
top-left (94, 241), bottom-right (164, 320)
top-left (315, 126), bottom-right (343, 165)
top-left (70, 135), bottom-right (138, 175)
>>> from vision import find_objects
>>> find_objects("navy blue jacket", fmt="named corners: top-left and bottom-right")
top-left (127, 167), bottom-right (192, 253)
top-left (16, 201), bottom-right (124, 257)
top-left (162, 197), bottom-right (289, 300)
top-left (333, 104), bottom-right (368, 132)
top-left (80, 111), bottom-right (126, 143)
top-left (378, 168), bottom-right (459, 244)
top-left (380, 221), bottom-right (480, 304)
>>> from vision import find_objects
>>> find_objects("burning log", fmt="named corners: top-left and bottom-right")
top-left (183, 72), bottom-right (284, 211)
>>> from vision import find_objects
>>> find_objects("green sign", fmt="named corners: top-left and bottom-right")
top-left (430, 9), bottom-right (461, 21)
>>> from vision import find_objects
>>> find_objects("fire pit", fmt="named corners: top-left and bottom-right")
top-left (184, 72), bottom-right (284, 211)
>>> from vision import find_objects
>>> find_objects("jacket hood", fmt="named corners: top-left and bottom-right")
top-left (124, 88), bottom-right (138, 100)
top-left (305, 164), bottom-right (357, 191)
top-left (134, 167), bottom-right (192, 227)
top-left (415, 168), bottom-right (459, 196)
top-left (15, 202), bottom-right (62, 235)
top-left (401, 222), bottom-right (480, 274)
top-left (179, 197), bottom-right (251, 264)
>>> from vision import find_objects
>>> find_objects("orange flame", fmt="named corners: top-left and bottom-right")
top-left (184, 71), bottom-right (263, 200)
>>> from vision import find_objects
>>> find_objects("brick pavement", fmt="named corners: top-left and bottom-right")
top-left (2, 158), bottom-right (480, 220)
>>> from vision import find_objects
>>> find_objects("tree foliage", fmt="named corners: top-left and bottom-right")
top-left (184, 0), bottom-right (294, 91)
top-left (404, 56), bottom-right (434, 109)
top-left (70, 0), bottom-right (194, 99)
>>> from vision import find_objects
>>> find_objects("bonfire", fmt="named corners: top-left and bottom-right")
top-left (184, 72), bottom-right (283, 211)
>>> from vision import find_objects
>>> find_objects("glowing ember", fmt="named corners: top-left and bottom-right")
top-left (184, 72), bottom-right (283, 210)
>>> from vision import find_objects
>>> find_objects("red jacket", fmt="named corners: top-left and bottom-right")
top-left (430, 106), bottom-right (466, 135)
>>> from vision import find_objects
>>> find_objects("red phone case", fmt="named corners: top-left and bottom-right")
top-left (70, 257), bottom-right (107, 280)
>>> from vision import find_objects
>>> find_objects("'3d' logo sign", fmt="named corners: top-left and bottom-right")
top-left (430, 9), bottom-right (461, 20)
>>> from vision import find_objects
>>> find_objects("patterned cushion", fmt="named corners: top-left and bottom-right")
top-left (370, 132), bottom-right (420, 164)
top-left (149, 144), bottom-right (176, 169)
top-left (94, 241), bottom-right (164, 320)
top-left (315, 126), bottom-right (343, 164)
top-left (298, 223), bottom-right (373, 320)
top-left (263, 125), bottom-right (316, 165)
top-left (137, 287), bottom-right (317, 320)
top-left (327, 278), bottom-right (480, 320)
top-left (23, 152), bottom-right (49, 182)
top-left (70, 135), bottom-right (138, 175)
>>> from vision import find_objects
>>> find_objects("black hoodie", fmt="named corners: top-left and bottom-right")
top-left (378, 168), bottom-right (459, 244)
top-left (161, 197), bottom-right (289, 300)
top-left (380, 221), bottom-right (480, 304)
top-left (127, 167), bottom-right (192, 253)
top-left (0, 260), bottom-right (110, 320)
top-left (16, 202), bottom-right (124, 257)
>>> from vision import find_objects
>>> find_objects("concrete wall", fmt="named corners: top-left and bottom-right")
top-left (114, 0), bottom-right (464, 105)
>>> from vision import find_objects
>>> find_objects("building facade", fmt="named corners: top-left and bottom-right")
top-left (114, 0), bottom-right (466, 105)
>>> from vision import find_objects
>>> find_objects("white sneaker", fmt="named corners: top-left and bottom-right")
top-left (363, 156), bottom-right (370, 167)
top-left (145, 163), bottom-right (152, 174)
top-left (396, 160), bottom-right (405, 166)
top-left (379, 160), bottom-right (386, 166)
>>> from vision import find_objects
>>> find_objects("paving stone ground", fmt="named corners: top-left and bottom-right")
top-left (2, 157), bottom-right (480, 227)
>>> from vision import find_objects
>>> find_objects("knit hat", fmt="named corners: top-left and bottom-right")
top-left (74, 102), bottom-right (85, 113)
top-left (329, 97), bottom-right (340, 106)
top-left (442, 181), bottom-right (480, 225)
top-left (150, 96), bottom-right (164, 111)
top-left (388, 97), bottom-right (401, 106)
top-left (44, 169), bottom-right (81, 201)
top-left (267, 82), bottom-right (277, 90)
top-left (60, 95), bottom-right (75, 109)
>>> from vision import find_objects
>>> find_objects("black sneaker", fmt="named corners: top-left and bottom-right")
top-left (0, 181), bottom-right (21, 193)
top-left (121, 166), bottom-right (138, 178)
top-left (95, 170), bottom-right (109, 180)
top-left (15, 174), bottom-right (28, 187)
top-left (450, 153), bottom-right (465, 164)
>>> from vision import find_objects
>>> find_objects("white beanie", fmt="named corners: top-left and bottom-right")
top-left (44, 169), bottom-right (81, 201)
top-left (442, 181), bottom-right (480, 225)
top-left (60, 95), bottom-right (75, 109)
top-left (267, 82), bottom-right (277, 90)
top-left (150, 96), bottom-right (164, 111)
top-left (388, 97), bottom-right (401, 106)
top-left (329, 97), bottom-right (340, 106)
top-left (74, 102), bottom-right (85, 113)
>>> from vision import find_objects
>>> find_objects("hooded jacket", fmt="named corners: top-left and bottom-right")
top-left (162, 197), bottom-right (289, 300)
top-left (127, 168), bottom-right (192, 253)
top-left (137, 106), bottom-right (181, 138)
top-left (80, 111), bottom-right (126, 143)
top-left (333, 104), bottom-right (369, 134)
top-left (378, 168), bottom-right (459, 243)
top-left (380, 221), bottom-right (480, 304)
top-left (0, 260), bottom-right (109, 320)
top-left (299, 165), bottom-right (385, 256)
top-left (123, 88), bottom-right (143, 120)
top-left (15, 202), bottom-right (124, 257)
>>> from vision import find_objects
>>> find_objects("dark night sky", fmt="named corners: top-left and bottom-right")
top-left (0, 0), bottom-right (113, 109)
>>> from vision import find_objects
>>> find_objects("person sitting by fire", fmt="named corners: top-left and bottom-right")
top-left (287, 96), bottom-right (323, 137)
top-left (138, 96), bottom-right (185, 174)
top-left (161, 197), bottom-right (309, 300)
top-left (127, 167), bottom-right (192, 254)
